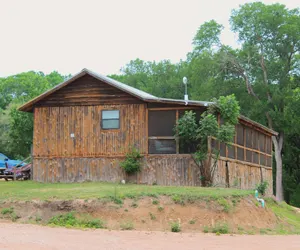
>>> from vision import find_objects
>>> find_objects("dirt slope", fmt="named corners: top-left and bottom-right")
top-left (0, 196), bottom-right (279, 233)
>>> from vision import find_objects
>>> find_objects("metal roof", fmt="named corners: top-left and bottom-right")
top-left (18, 68), bottom-right (277, 135)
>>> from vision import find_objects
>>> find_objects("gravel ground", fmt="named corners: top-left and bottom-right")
top-left (0, 223), bottom-right (299, 250)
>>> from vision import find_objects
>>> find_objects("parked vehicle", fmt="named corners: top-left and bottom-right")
top-left (0, 153), bottom-right (27, 180)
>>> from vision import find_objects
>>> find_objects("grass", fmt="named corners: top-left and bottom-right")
top-left (48, 212), bottom-right (105, 229)
top-left (0, 181), bottom-right (252, 201)
top-left (267, 199), bottom-right (300, 234)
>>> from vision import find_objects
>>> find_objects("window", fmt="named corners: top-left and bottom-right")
top-left (101, 110), bottom-right (120, 129)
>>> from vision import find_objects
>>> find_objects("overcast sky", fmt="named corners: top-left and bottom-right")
top-left (0, 0), bottom-right (298, 77)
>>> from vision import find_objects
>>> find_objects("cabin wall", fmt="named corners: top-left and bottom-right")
top-left (212, 157), bottom-right (273, 195)
top-left (32, 155), bottom-right (201, 186)
top-left (33, 104), bottom-right (147, 157)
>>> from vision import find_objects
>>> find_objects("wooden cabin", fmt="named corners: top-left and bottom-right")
top-left (19, 69), bottom-right (276, 192)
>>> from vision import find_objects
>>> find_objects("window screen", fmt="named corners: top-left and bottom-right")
top-left (236, 124), bottom-right (244, 145)
top-left (102, 110), bottom-right (120, 129)
top-left (148, 110), bottom-right (176, 136)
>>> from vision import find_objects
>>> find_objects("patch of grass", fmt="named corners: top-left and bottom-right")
top-left (120, 221), bottom-right (134, 230)
top-left (259, 228), bottom-right (272, 235)
top-left (1, 207), bottom-right (20, 222)
top-left (203, 226), bottom-right (209, 233)
top-left (172, 195), bottom-right (185, 205)
top-left (211, 223), bottom-right (230, 234)
top-left (0, 181), bottom-right (253, 202)
top-left (189, 219), bottom-right (196, 225)
top-left (152, 200), bottom-right (159, 205)
top-left (124, 209), bottom-right (128, 212)
top-left (267, 199), bottom-right (300, 234)
top-left (109, 196), bottom-right (123, 205)
top-left (35, 215), bottom-right (42, 222)
top-left (1, 207), bottom-right (14, 215)
top-left (149, 212), bottom-right (156, 220)
top-left (48, 212), bottom-right (105, 229)
top-left (170, 221), bottom-right (181, 232)
top-left (157, 206), bottom-right (164, 212)
top-left (217, 198), bottom-right (231, 213)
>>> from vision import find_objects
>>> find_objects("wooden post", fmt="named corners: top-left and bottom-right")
top-left (176, 110), bottom-right (179, 154)
top-left (13, 167), bottom-right (16, 181)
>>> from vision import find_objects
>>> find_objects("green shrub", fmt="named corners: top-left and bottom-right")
top-left (120, 147), bottom-right (142, 174)
top-left (152, 200), bottom-right (159, 205)
top-left (157, 206), bottom-right (164, 212)
top-left (172, 195), bottom-right (185, 205)
top-left (211, 223), bottom-right (230, 234)
top-left (256, 181), bottom-right (269, 196)
top-left (217, 198), bottom-right (231, 213)
top-left (189, 219), bottom-right (196, 225)
top-left (120, 221), bottom-right (134, 230)
top-left (48, 212), bottom-right (104, 229)
top-left (170, 221), bottom-right (181, 232)
top-left (203, 226), bottom-right (209, 233)
top-left (149, 212), bottom-right (156, 220)
top-left (1, 207), bottom-right (14, 215)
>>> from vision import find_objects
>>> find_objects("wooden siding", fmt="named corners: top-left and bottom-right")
top-left (35, 75), bottom-right (143, 107)
top-left (32, 155), bottom-right (201, 186)
top-left (213, 157), bottom-right (273, 195)
top-left (33, 104), bottom-right (147, 157)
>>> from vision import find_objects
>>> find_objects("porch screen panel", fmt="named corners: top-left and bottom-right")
top-left (148, 110), bottom-right (176, 136)
top-left (148, 110), bottom-right (176, 154)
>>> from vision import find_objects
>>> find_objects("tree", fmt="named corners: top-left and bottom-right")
top-left (175, 95), bottom-right (240, 186)
top-left (0, 71), bottom-right (67, 159)
top-left (221, 3), bottom-right (300, 201)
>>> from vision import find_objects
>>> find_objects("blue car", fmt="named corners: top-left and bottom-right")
top-left (0, 153), bottom-right (25, 173)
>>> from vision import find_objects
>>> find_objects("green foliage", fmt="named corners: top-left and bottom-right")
top-left (256, 181), bottom-right (269, 196)
top-left (48, 212), bottom-right (105, 229)
top-left (120, 147), bottom-right (142, 174)
top-left (211, 223), bottom-right (230, 234)
top-left (170, 221), bottom-right (181, 232)
top-left (157, 206), bottom-right (164, 212)
top-left (1, 207), bottom-right (14, 215)
top-left (120, 221), bottom-right (134, 230)
top-left (217, 198), bottom-right (231, 213)
top-left (149, 212), bottom-right (156, 220)
top-left (152, 200), bottom-right (159, 205)
top-left (189, 219), bottom-right (196, 225)
top-left (0, 71), bottom-right (67, 159)
top-left (175, 95), bottom-right (240, 186)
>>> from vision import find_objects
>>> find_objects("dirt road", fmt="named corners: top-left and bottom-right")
top-left (0, 223), bottom-right (299, 250)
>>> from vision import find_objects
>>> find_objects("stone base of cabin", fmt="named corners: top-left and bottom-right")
top-left (32, 155), bottom-right (273, 195)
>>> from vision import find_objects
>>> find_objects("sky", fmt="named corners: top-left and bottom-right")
top-left (0, 0), bottom-right (298, 77)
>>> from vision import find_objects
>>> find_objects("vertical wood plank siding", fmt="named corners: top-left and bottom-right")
top-left (33, 104), bottom-right (147, 157)
top-left (213, 158), bottom-right (273, 195)
top-left (33, 155), bottom-right (201, 186)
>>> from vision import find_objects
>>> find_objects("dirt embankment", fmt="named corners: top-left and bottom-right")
top-left (0, 196), bottom-right (280, 233)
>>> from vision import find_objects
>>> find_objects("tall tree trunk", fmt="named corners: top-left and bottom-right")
top-left (272, 132), bottom-right (284, 201)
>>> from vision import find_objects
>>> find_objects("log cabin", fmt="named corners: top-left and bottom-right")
top-left (19, 68), bottom-right (277, 193)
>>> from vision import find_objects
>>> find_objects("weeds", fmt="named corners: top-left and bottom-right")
top-left (120, 221), bottom-right (134, 230)
top-left (48, 212), bottom-right (105, 229)
top-left (149, 212), bottom-right (156, 220)
top-left (152, 200), bottom-right (159, 205)
top-left (170, 221), bottom-right (181, 232)
top-left (211, 223), bottom-right (230, 234)
top-left (1, 207), bottom-right (14, 215)
top-left (157, 206), bottom-right (164, 212)
top-left (189, 219), bottom-right (196, 225)
top-left (217, 198), bottom-right (231, 213)
top-left (172, 195), bottom-right (185, 206)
